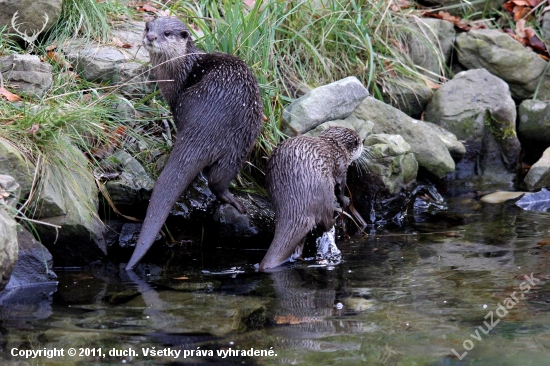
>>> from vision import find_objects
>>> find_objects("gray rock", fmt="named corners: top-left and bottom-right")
top-left (518, 99), bottom-right (550, 144)
top-left (0, 0), bottom-right (61, 37)
top-left (34, 150), bottom-right (106, 265)
top-left (102, 150), bottom-right (155, 208)
top-left (31, 165), bottom-right (67, 218)
top-left (0, 174), bottom-right (20, 208)
top-left (348, 134), bottom-right (418, 223)
top-left (213, 194), bottom-right (274, 240)
top-left (283, 76), bottom-right (369, 135)
top-left (0, 54), bottom-right (53, 98)
top-left (424, 68), bottom-right (520, 182)
top-left (523, 147), bottom-right (550, 191)
top-left (0, 139), bottom-right (35, 198)
top-left (305, 114), bottom-right (374, 140)
top-left (0, 209), bottom-right (18, 291)
top-left (382, 78), bottom-right (433, 118)
top-left (456, 29), bottom-right (550, 100)
top-left (64, 21), bottom-right (152, 98)
top-left (4, 228), bottom-right (56, 289)
top-left (408, 18), bottom-right (455, 79)
top-left (352, 97), bottom-right (455, 178)
top-left (424, 122), bottom-right (466, 161)
top-left (543, 11), bottom-right (550, 44)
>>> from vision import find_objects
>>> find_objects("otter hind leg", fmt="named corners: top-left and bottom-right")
top-left (204, 160), bottom-right (246, 214)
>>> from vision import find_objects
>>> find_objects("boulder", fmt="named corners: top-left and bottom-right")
top-left (423, 122), bottom-right (466, 161)
top-left (456, 29), bottom-right (550, 100)
top-left (4, 228), bottom-right (56, 289)
top-left (518, 99), bottom-right (550, 144)
top-left (352, 97), bottom-right (456, 178)
top-left (101, 150), bottom-right (155, 210)
top-left (34, 152), bottom-right (106, 265)
top-left (416, 0), bottom-right (505, 15)
top-left (0, 54), bottom-right (53, 98)
top-left (424, 68), bottom-right (520, 183)
top-left (304, 114), bottom-right (374, 140)
top-left (523, 147), bottom-right (550, 191)
top-left (348, 134), bottom-right (418, 223)
top-left (0, 139), bottom-right (35, 199)
top-left (382, 78), bottom-right (433, 118)
top-left (283, 76), bottom-right (369, 135)
top-left (0, 209), bottom-right (18, 291)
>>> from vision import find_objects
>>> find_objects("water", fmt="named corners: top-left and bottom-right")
top-left (2, 197), bottom-right (550, 365)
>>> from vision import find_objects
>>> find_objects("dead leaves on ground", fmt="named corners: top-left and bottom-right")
top-left (503, 0), bottom-right (549, 21)
top-left (0, 87), bottom-right (22, 102)
top-left (423, 11), bottom-right (486, 31)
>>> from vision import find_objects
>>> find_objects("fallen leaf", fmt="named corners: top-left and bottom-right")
top-left (28, 123), bottom-right (40, 134)
top-left (139, 4), bottom-right (157, 12)
top-left (112, 37), bottom-right (132, 48)
top-left (158, 9), bottom-right (171, 17)
top-left (243, 0), bottom-right (255, 7)
top-left (173, 276), bottom-right (189, 280)
top-left (525, 28), bottom-right (547, 53)
top-left (0, 87), bottom-right (22, 102)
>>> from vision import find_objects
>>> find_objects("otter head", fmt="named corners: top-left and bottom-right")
top-left (143, 17), bottom-right (196, 63)
top-left (320, 126), bottom-right (364, 162)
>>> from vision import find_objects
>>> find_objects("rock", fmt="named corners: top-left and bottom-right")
top-left (0, 139), bottom-right (35, 199)
top-left (518, 99), bottom-right (550, 144)
top-left (523, 147), bottom-right (550, 191)
top-left (348, 134), bottom-right (418, 223)
top-left (352, 97), bottom-right (455, 178)
top-left (0, 174), bottom-right (20, 208)
top-left (0, 209), bottom-right (18, 291)
top-left (0, 54), bottom-right (53, 98)
top-left (4, 228), bottom-right (56, 289)
top-left (34, 151), bottom-right (106, 265)
top-left (102, 150), bottom-right (155, 209)
top-left (31, 165), bottom-right (67, 218)
top-left (282, 76), bottom-right (369, 135)
top-left (213, 194), bottom-right (275, 242)
top-left (0, 0), bottom-right (61, 37)
top-left (382, 78), bottom-right (433, 118)
top-left (408, 18), bottom-right (455, 79)
top-left (0, 282), bottom-right (57, 320)
top-left (305, 114), bottom-right (374, 140)
top-left (424, 68), bottom-right (520, 183)
top-left (64, 23), bottom-right (153, 98)
top-left (543, 11), bottom-right (550, 44)
top-left (456, 29), bottom-right (550, 100)
top-left (480, 191), bottom-right (528, 203)
top-left (423, 122), bottom-right (466, 161)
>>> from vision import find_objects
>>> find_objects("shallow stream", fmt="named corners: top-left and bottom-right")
top-left (2, 196), bottom-right (550, 365)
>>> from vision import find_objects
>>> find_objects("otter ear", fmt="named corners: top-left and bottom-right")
top-left (181, 30), bottom-right (189, 39)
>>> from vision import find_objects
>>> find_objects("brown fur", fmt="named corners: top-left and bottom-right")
top-left (259, 126), bottom-right (363, 271)
top-left (126, 17), bottom-right (263, 270)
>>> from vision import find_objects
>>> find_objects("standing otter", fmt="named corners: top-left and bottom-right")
top-left (126, 17), bottom-right (263, 270)
top-left (259, 126), bottom-right (364, 271)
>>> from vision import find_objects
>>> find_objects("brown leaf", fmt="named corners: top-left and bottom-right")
top-left (173, 276), bottom-right (189, 280)
top-left (139, 4), bottom-right (157, 12)
top-left (243, 0), bottom-right (255, 7)
top-left (525, 28), bottom-right (547, 53)
top-left (158, 9), bottom-right (171, 17)
top-left (0, 87), bottom-right (22, 102)
top-left (45, 43), bottom-right (57, 52)
top-left (514, 6), bottom-right (531, 21)
top-left (515, 18), bottom-right (527, 38)
top-left (526, 0), bottom-right (544, 6)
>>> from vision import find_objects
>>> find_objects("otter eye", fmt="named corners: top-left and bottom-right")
top-left (164, 31), bottom-right (171, 37)
top-left (181, 31), bottom-right (189, 39)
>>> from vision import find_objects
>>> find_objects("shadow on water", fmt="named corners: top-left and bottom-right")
top-left (2, 197), bottom-right (550, 365)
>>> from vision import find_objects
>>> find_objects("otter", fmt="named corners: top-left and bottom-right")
top-left (259, 126), bottom-right (364, 271)
top-left (126, 17), bottom-right (263, 270)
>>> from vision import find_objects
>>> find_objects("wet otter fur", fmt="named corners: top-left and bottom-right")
top-left (259, 126), bottom-right (364, 271)
top-left (126, 17), bottom-right (263, 270)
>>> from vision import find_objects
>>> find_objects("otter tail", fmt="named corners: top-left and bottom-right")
top-left (259, 217), bottom-right (314, 271)
top-left (126, 148), bottom-right (203, 270)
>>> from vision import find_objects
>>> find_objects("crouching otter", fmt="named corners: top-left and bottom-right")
top-left (126, 17), bottom-right (263, 270)
top-left (259, 126), bottom-right (364, 271)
